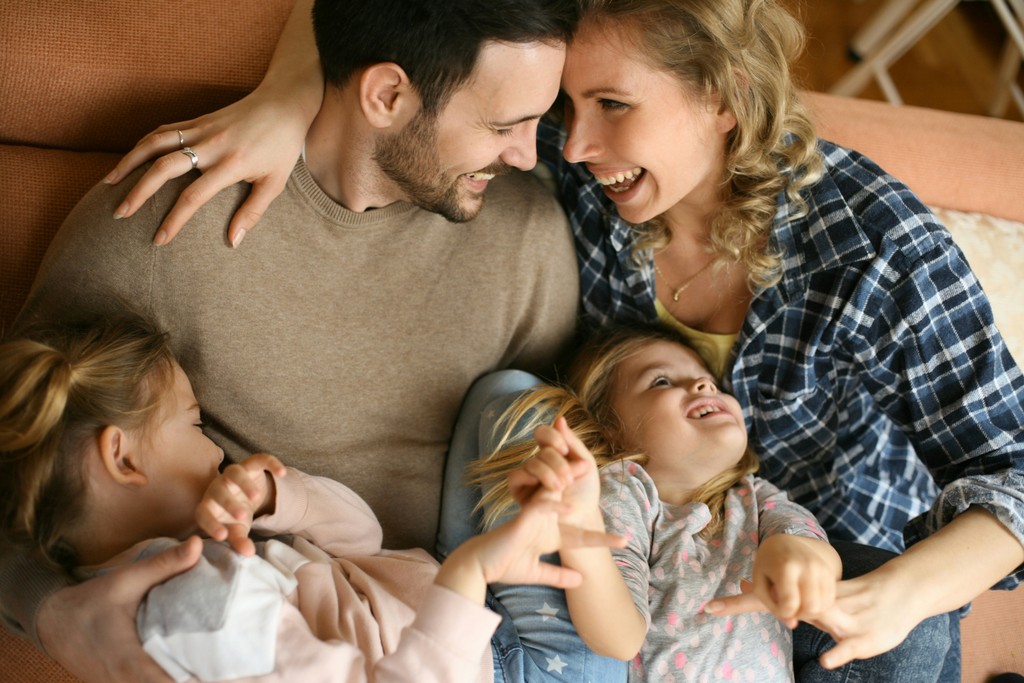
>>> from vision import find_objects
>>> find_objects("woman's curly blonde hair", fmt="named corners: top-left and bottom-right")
top-left (575, 0), bottom-right (823, 288)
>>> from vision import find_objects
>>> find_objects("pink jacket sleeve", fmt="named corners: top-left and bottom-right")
top-left (239, 468), bottom-right (500, 683)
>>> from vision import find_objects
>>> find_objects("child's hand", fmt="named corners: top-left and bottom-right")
top-left (705, 535), bottom-right (841, 628)
top-left (437, 487), bottom-right (626, 603)
top-left (507, 417), bottom-right (603, 528)
top-left (751, 535), bottom-right (841, 625)
top-left (195, 453), bottom-right (287, 556)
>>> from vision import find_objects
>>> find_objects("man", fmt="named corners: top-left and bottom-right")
top-left (2, 1), bottom-right (579, 681)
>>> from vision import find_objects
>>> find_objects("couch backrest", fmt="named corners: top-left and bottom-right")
top-left (0, 1), bottom-right (293, 152)
top-left (0, 0), bottom-right (295, 332)
top-left (805, 91), bottom-right (1024, 223)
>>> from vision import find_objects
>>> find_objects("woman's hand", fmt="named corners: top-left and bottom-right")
top-left (106, 86), bottom-right (314, 247)
top-left (805, 568), bottom-right (930, 669)
top-left (195, 453), bottom-right (287, 556)
top-left (36, 537), bottom-right (202, 683)
top-left (105, 0), bottom-right (321, 248)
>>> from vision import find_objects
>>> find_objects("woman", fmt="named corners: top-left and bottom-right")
top-left (107, 0), bottom-right (1024, 679)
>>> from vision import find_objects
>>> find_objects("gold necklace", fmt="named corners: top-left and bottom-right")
top-left (653, 255), bottom-right (715, 302)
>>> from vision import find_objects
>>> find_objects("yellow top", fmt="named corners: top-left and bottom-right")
top-left (654, 299), bottom-right (739, 380)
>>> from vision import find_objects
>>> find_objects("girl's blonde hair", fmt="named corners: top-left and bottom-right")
top-left (575, 0), bottom-right (823, 288)
top-left (468, 323), bottom-right (758, 536)
top-left (0, 314), bottom-right (175, 569)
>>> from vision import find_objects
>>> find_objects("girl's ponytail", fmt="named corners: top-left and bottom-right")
top-left (0, 315), bottom-right (175, 567)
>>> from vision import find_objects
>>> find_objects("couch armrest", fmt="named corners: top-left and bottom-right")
top-left (803, 91), bottom-right (1024, 223)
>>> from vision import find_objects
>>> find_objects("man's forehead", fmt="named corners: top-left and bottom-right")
top-left (448, 40), bottom-right (565, 119)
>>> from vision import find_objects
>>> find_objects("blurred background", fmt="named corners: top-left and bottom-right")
top-left (781, 0), bottom-right (1024, 120)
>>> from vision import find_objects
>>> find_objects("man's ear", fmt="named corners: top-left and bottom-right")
top-left (96, 425), bottom-right (147, 486)
top-left (359, 62), bottom-right (420, 129)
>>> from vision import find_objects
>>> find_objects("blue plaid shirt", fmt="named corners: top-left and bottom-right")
top-left (539, 119), bottom-right (1024, 588)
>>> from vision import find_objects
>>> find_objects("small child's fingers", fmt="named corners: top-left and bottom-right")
top-left (195, 503), bottom-right (230, 541)
top-left (774, 589), bottom-right (801, 619)
top-left (768, 567), bottom-right (804, 618)
top-left (553, 418), bottom-right (596, 465)
top-left (704, 591), bottom-right (768, 616)
top-left (245, 453), bottom-right (287, 477)
top-left (224, 524), bottom-right (256, 557)
top-left (220, 464), bottom-right (267, 505)
top-left (522, 448), bottom-right (574, 491)
top-left (530, 561), bottom-right (584, 590)
top-left (204, 478), bottom-right (254, 521)
top-left (798, 572), bottom-right (835, 618)
top-left (508, 468), bottom-right (542, 504)
top-left (532, 423), bottom-right (568, 454)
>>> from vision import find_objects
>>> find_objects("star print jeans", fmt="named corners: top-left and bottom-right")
top-left (437, 370), bottom-right (628, 683)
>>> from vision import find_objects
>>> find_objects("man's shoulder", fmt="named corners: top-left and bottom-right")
top-left (13, 165), bottom-right (252, 331)
top-left (475, 171), bottom-right (570, 255)
top-left (485, 171), bottom-right (565, 220)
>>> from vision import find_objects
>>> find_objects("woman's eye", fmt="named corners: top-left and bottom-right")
top-left (598, 98), bottom-right (629, 111)
top-left (496, 127), bottom-right (514, 137)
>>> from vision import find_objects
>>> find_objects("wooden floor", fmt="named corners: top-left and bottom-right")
top-left (781, 0), bottom-right (1023, 120)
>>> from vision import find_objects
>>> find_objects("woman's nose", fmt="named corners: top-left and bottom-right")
top-left (562, 111), bottom-right (598, 163)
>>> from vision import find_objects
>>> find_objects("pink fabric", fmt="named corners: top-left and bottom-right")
top-left (240, 469), bottom-right (499, 683)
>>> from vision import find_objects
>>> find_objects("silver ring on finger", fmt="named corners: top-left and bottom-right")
top-left (177, 129), bottom-right (185, 148)
top-left (181, 146), bottom-right (199, 170)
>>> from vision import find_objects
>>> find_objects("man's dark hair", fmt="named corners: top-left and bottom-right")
top-left (312, 0), bottom-right (578, 115)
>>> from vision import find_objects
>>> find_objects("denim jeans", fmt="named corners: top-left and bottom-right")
top-left (438, 370), bottom-right (961, 683)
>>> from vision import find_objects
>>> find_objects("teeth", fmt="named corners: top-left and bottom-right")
top-left (465, 172), bottom-right (495, 181)
top-left (595, 167), bottom-right (643, 187)
top-left (690, 405), bottom-right (722, 419)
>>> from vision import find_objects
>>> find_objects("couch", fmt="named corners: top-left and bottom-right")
top-left (1, 1), bottom-right (1023, 681)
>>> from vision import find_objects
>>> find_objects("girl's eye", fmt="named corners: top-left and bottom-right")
top-left (651, 376), bottom-right (671, 388)
top-left (598, 98), bottom-right (629, 111)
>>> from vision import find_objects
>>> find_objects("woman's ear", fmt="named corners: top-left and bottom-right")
top-left (96, 425), bottom-right (147, 486)
top-left (359, 62), bottom-right (420, 129)
top-left (715, 104), bottom-right (738, 134)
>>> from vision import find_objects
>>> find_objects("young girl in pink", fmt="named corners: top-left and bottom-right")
top-left (469, 324), bottom-right (841, 681)
top-left (0, 314), bottom-right (620, 683)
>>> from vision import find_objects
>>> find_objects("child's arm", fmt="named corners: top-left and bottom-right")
top-left (511, 418), bottom-right (648, 661)
top-left (434, 488), bottom-right (624, 605)
top-left (106, 0), bottom-right (321, 246)
top-left (199, 454), bottom-right (387, 559)
top-left (704, 480), bottom-right (840, 627)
